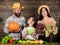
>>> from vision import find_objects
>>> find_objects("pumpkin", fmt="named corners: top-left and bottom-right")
top-left (8, 22), bottom-right (20, 32)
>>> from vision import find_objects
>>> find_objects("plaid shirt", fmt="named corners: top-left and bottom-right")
top-left (4, 15), bottom-right (26, 40)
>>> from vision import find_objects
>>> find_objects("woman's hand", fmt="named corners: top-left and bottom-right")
top-left (50, 18), bottom-right (56, 25)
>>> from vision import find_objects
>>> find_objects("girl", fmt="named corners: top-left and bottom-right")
top-left (22, 17), bottom-right (37, 40)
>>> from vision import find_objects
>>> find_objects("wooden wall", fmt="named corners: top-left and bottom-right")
top-left (0, 0), bottom-right (60, 42)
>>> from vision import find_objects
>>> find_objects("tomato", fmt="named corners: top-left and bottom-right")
top-left (9, 38), bottom-right (14, 43)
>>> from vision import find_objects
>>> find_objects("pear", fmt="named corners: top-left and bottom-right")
top-left (18, 40), bottom-right (22, 44)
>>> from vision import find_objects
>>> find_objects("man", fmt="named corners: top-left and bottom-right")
top-left (4, 3), bottom-right (26, 40)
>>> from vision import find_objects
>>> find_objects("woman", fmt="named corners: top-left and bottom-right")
top-left (36, 5), bottom-right (58, 42)
top-left (22, 17), bottom-right (37, 40)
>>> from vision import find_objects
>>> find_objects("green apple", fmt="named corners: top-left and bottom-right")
top-left (18, 40), bottom-right (22, 44)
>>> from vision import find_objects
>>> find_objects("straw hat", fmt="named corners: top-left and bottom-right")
top-left (11, 3), bottom-right (24, 9)
top-left (38, 5), bottom-right (50, 15)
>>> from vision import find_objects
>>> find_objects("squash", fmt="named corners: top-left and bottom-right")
top-left (8, 22), bottom-right (20, 32)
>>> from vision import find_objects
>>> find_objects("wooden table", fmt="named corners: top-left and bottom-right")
top-left (0, 43), bottom-right (60, 45)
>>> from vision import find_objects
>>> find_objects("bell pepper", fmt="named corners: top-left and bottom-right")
top-left (2, 36), bottom-right (11, 43)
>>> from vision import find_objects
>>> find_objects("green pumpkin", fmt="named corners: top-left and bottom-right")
top-left (27, 27), bottom-right (35, 35)
top-left (43, 41), bottom-right (49, 44)
top-left (14, 40), bottom-right (18, 44)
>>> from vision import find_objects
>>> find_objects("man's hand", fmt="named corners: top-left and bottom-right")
top-left (14, 28), bottom-right (21, 32)
top-left (7, 27), bottom-right (21, 33)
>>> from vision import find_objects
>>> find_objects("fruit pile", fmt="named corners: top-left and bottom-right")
top-left (1, 36), bottom-right (49, 44)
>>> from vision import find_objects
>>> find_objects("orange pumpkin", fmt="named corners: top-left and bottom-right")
top-left (8, 22), bottom-right (20, 32)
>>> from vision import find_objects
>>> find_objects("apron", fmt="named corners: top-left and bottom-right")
top-left (8, 31), bottom-right (22, 40)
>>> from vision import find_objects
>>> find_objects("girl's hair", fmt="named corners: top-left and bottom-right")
top-left (39, 7), bottom-right (51, 21)
top-left (26, 17), bottom-right (35, 27)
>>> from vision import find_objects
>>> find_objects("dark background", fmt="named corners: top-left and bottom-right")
top-left (0, 0), bottom-right (60, 42)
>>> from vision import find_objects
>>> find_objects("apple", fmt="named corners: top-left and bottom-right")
top-left (18, 40), bottom-right (22, 44)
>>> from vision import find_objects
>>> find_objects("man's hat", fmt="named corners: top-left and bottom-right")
top-left (11, 3), bottom-right (24, 9)
top-left (38, 5), bottom-right (50, 15)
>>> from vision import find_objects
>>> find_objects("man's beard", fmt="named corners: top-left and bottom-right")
top-left (14, 13), bottom-right (21, 17)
